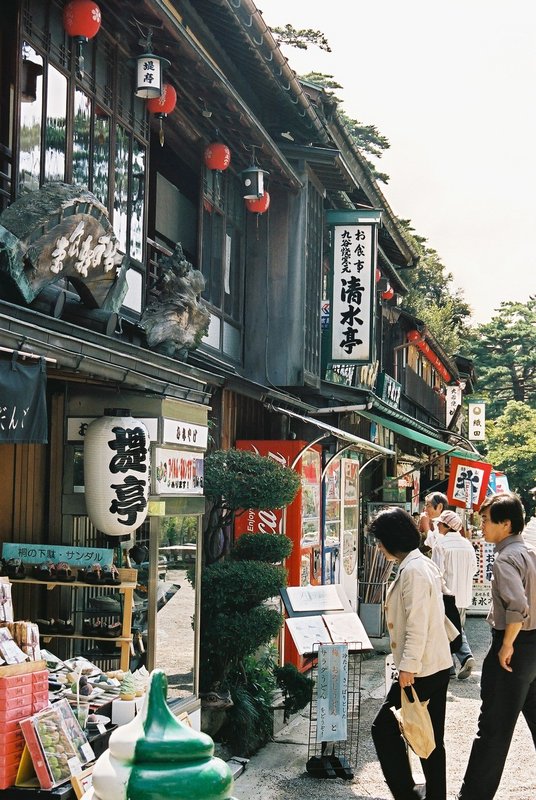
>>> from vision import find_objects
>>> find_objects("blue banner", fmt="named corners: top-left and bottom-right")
top-left (2, 543), bottom-right (113, 568)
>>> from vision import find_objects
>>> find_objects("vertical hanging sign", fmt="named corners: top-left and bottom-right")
top-left (468, 401), bottom-right (486, 441)
top-left (327, 209), bottom-right (380, 365)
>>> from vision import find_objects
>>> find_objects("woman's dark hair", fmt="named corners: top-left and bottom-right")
top-left (368, 507), bottom-right (421, 556)
top-left (480, 492), bottom-right (525, 535)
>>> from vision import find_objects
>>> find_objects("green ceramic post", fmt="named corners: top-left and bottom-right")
top-left (92, 669), bottom-right (239, 800)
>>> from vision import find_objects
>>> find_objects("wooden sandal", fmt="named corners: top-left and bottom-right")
top-left (56, 562), bottom-right (75, 582)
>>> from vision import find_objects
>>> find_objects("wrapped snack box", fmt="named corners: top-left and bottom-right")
top-left (19, 699), bottom-right (95, 789)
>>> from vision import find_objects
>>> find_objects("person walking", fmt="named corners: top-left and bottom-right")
top-left (369, 507), bottom-right (453, 800)
top-left (432, 509), bottom-right (478, 680)
top-left (422, 492), bottom-right (449, 550)
top-left (458, 492), bottom-right (536, 800)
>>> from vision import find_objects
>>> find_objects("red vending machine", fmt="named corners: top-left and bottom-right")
top-left (235, 440), bottom-right (322, 669)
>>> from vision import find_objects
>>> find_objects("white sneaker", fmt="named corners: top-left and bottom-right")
top-left (458, 656), bottom-right (475, 680)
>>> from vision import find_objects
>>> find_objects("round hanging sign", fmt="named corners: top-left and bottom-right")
top-left (84, 409), bottom-right (150, 536)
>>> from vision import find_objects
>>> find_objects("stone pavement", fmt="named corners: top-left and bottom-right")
top-left (233, 616), bottom-right (536, 799)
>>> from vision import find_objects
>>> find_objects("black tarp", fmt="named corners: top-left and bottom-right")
top-left (0, 354), bottom-right (47, 443)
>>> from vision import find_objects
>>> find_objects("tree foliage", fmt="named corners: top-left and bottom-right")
top-left (462, 298), bottom-right (536, 417)
top-left (397, 220), bottom-right (472, 352)
top-left (481, 400), bottom-right (536, 513)
top-left (203, 449), bottom-right (301, 563)
top-left (271, 24), bottom-right (331, 52)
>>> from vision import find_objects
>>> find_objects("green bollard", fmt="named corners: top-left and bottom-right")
top-left (92, 669), bottom-right (239, 800)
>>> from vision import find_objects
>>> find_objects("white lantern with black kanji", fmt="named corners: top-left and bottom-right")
top-left (84, 409), bottom-right (150, 536)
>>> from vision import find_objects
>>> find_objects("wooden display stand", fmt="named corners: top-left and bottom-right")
top-left (10, 579), bottom-right (136, 672)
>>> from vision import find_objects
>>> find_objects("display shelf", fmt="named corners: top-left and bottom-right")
top-left (10, 579), bottom-right (135, 671)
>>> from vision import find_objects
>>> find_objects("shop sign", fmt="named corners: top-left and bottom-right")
top-left (446, 456), bottom-right (492, 510)
top-left (316, 643), bottom-right (348, 743)
top-left (328, 211), bottom-right (379, 365)
top-left (321, 300), bottom-right (330, 331)
top-left (324, 360), bottom-right (379, 390)
top-left (445, 385), bottom-right (462, 424)
top-left (468, 401), bottom-right (486, 441)
top-left (162, 418), bottom-right (208, 449)
top-left (67, 417), bottom-right (158, 442)
top-left (2, 542), bottom-right (113, 568)
top-left (377, 372), bottom-right (401, 408)
top-left (154, 447), bottom-right (204, 495)
top-left (0, 357), bottom-right (47, 444)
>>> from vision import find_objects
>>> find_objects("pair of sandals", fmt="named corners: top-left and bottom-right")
top-left (82, 618), bottom-right (122, 638)
top-left (36, 618), bottom-right (75, 635)
top-left (33, 562), bottom-right (75, 582)
top-left (78, 564), bottom-right (121, 586)
top-left (3, 559), bottom-right (26, 579)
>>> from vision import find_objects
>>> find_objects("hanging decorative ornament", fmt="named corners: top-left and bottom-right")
top-left (63, 0), bottom-right (102, 80)
top-left (134, 25), bottom-right (170, 100)
top-left (146, 83), bottom-right (177, 146)
top-left (381, 284), bottom-right (394, 301)
top-left (245, 191), bottom-right (270, 214)
top-left (375, 268), bottom-right (382, 283)
top-left (84, 409), bottom-right (150, 537)
top-left (204, 142), bottom-right (231, 171)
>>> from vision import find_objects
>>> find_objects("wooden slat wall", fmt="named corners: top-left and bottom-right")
top-left (220, 389), bottom-right (270, 450)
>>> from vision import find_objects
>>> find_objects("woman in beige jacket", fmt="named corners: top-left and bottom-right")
top-left (369, 507), bottom-right (453, 800)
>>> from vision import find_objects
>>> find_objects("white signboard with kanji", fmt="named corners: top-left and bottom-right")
top-left (331, 224), bottom-right (375, 363)
top-left (468, 401), bottom-right (486, 441)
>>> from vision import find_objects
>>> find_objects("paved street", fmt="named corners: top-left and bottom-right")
top-left (234, 616), bottom-right (536, 799)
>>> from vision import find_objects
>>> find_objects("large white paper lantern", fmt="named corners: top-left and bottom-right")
top-left (84, 409), bottom-right (150, 536)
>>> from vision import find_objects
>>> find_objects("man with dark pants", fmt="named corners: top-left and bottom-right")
top-left (458, 492), bottom-right (536, 800)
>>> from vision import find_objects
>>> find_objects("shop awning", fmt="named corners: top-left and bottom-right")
top-left (357, 409), bottom-right (481, 461)
top-left (268, 404), bottom-right (396, 457)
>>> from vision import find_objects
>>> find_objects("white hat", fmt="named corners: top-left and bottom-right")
top-left (437, 510), bottom-right (463, 532)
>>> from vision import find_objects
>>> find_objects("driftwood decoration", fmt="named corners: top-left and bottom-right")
top-left (140, 243), bottom-right (210, 357)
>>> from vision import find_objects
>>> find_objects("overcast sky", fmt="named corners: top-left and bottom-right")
top-left (262, 0), bottom-right (536, 324)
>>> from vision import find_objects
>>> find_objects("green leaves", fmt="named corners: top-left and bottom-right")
top-left (204, 449), bottom-right (301, 511)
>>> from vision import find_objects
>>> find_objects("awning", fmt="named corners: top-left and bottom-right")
top-left (268, 404), bottom-right (395, 457)
top-left (357, 409), bottom-right (481, 461)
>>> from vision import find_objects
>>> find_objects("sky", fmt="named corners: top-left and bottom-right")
top-left (261, 0), bottom-right (536, 324)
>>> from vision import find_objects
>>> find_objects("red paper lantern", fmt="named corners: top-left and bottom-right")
top-left (146, 83), bottom-right (177, 116)
top-left (63, 0), bottom-right (101, 40)
top-left (381, 284), bottom-right (394, 301)
top-left (245, 191), bottom-right (270, 214)
top-left (375, 268), bottom-right (382, 283)
top-left (147, 84), bottom-right (177, 146)
top-left (204, 142), bottom-right (231, 171)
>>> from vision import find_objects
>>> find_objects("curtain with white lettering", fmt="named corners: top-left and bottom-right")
top-left (0, 355), bottom-right (47, 443)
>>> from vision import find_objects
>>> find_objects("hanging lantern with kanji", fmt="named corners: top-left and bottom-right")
top-left (204, 142), bottom-right (231, 172)
top-left (63, 0), bottom-right (102, 79)
top-left (245, 191), bottom-right (270, 214)
top-left (147, 83), bottom-right (177, 146)
top-left (84, 409), bottom-right (150, 538)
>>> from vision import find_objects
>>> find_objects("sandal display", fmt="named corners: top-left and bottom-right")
top-left (100, 565), bottom-right (121, 586)
top-left (32, 563), bottom-right (56, 581)
top-left (55, 562), bottom-right (75, 582)
top-left (78, 564), bottom-right (103, 584)
top-left (5, 559), bottom-right (25, 579)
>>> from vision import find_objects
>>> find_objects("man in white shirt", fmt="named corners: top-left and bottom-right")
top-left (422, 491), bottom-right (449, 550)
top-left (432, 509), bottom-right (478, 679)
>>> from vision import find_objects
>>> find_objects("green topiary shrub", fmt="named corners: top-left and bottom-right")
top-left (230, 532), bottom-right (292, 563)
top-left (202, 449), bottom-right (301, 564)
